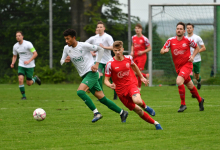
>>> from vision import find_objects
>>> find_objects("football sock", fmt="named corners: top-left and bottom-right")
top-left (98, 76), bottom-right (103, 91)
top-left (190, 75), bottom-right (194, 84)
top-left (142, 73), bottom-right (147, 78)
top-left (19, 85), bottom-right (26, 98)
top-left (77, 90), bottom-right (96, 111)
top-left (154, 121), bottom-right (159, 125)
top-left (190, 86), bottom-right (202, 103)
top-left (140, 112), bottom-right (155, 124)
top-left (99, 96), bottom-right (121, 113)
top-left (137, 76), bottom-right (142, 88)
top-left (140, 100), bottom-right (146, 109)
top-left (32, 77), bottom-right (36, 84)
top-left (178, 84), bottom-right (186, 105)
top-left (93, 108), bottom-right (98, 114)
top-left (197, 76), bottom-right (201, 83)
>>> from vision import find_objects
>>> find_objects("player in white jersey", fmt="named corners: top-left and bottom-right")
top-left (10, 31), bottom-right (41, 100)
top-left (60, 29), bottom-right (128, 123)
top-left (186, 23), bottom-right (206, 91)
top-left (85, 21), bottom-right (118, 100)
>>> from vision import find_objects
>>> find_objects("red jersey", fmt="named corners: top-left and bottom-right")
top-left (132, 35), bottom-right (150, 57)
top-left (163, 36), bottom-right (197, 71)
top-left (105, 55), bottom-right (137, 95)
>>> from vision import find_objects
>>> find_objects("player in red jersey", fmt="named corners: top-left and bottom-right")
top-left (131, 23), bottom-right (151, 91)
top-left (104, 41), bottom-right (162, 130)
top-left (160, 22), bottom-right (204, 112)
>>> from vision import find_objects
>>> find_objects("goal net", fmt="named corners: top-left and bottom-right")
top-left (148, 3), bottom-right (220, 86)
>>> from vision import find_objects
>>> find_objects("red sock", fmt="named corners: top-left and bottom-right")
top-left (140, 100), bottom-right (146, 109)
top-left (142, 73), bottom-right (146, 78)
top-left (137, 76), bottom-right (142, 88)
top-left (178, 84), bottom-right (186, 105)
top-left (190, 86), bottom-right (202, 103)
top-left (140, 112), bottom-right (155, 124)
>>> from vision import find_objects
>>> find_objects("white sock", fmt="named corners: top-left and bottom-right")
top-left (154, 121), bottom-right (159, 125)
top-left (93, 109), bottom-right (98, 114)
top-left (145, 106), bottom-right (148, 109)
top-left (120, 110), bottom-right (123, 115)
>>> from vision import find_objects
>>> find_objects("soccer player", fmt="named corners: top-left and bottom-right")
top-left (186, 23), bottom-right (206, 91)
top-left (60, 29), bottom-right (128, 123)
top-left (10, 31), bottom-right (41, 100)
top-left (104, 41), bottom-right (162, 130)
top-left (131, 23), bottom-right (151, 91)
top-left (160, 22), bottom-right (204, 112)
top-left (85, 21), bottom-right (118, 100)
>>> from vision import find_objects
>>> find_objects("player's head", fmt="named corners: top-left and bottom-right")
top-left (16, 31), bottom-right (24, 42)
top-left (176, 22), bottom-right (185, 37)
top-left (113, 41), bottom-right (124, 57)
top-left (135, 23), bottom-right (143, 35)
top-left (186, 23), bottom-right (194, 34)
top-left (95, 28), bottom-right (99, 34)
top-left (97, 21), bottom-right (105, 34)
top-left (63, 29), bottom-right (77, 46)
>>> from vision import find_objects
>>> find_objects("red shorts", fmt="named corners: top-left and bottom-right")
top-left (117, 85), bottom-right (140, 111)
top-left (133, 55), bottom-right (147, 71)
top-left (176, 64), bottom-right (193, 84)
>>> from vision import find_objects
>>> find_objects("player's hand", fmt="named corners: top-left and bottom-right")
top-left (141, 77), bottom-right (149, 86)
top-left (10, 63), bottom-right (14, 68)
top-left (90, 51), bottom-right (96, 57)
top-left (188, 55), bottom-right (194, 62)
top-left (65, 56), bottom-right (71, 62)
top-left (91, 64), bottom-right (98, 72)
top-left (99, 43), bottom-right (104, 48)
top-left (164, 48), bottom-right (169, 53)
top-left (137, 51), bottom-right (143, 56)
top-left (24, 60), bottom-right (31, 65)
top-left (130, 51), bottom-right (134, 56)
top-left (109, 83), bottom-right (116, 89)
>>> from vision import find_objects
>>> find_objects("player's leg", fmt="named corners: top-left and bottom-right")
top-left (110, 77), bottom-right (117, 100)
top-left (26, 67), bottom-right (41, 86)
top-left (78, 72), bottom-right (102, 122)
top-left (134, 58), bottom-right (142, 90)
top-left (176, 75), bottom-right (187, 112)
top-left (97, 63), bottom-right (105, 92)
top-left (185, 78), bottom-right (204, 111)
top-left (18, 66), bottom-right (26, 100)
top-left (190, 70), bottom-right (194, 84)
top-left (194, 61), bottom-right (202, 89)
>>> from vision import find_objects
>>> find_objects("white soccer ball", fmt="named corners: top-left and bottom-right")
top-left (33, 108), bottom-right (46, 121)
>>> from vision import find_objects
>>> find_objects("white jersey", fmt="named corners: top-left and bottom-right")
top-left (85, 35), bottom-right (98, 61)
top-left (86, 33), bottom-right (113, 64)
top-left (61, 42), bottom-right (98, 77)
top-left (186, 34), bottom-right (204, 63)
top-left (13, 40), bottom-right (36, 68)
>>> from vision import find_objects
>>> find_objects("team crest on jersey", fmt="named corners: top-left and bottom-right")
top-left (182, 43), bottom-right (187, 47)
top-left (139, 40), bottom-right (143, 43)
top-left (126, 63), bottom-right (130, 68)
top-left (79, 50), bottom-right (83, 53)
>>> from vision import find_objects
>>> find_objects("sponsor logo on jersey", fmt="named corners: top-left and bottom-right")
top-left (172, 44), bottom-right (176, 45)
top-left (115, 67), bottom-right (119, 69)
top-left (173, 49), bottom-right (186, 55)
top-left (19, 52), bottom-right (26, 55)
top-left (79, 50), bottom-right (82, 53)
top-left (126, 63), bottom-right (130, 68)
top-left (181, 72), bottom-right (185, 74)
top-left (117, 70), bottom-right (130, 78)
top-left (72, 56), bottom-right (84, 63)
top-left (182, 43), bottom-right (187, 47)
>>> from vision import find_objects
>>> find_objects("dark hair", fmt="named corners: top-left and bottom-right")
top-left (186, 23), bottom-right (194, 28)
top-left (63, 29), bottom-right (76, 37)
top-left (16, 31), bottom-right (23, 36)
top-left (176, 22), bottom-right (185, 30)
top-left (97, 21), bottom-right (105, 27)
top-left (135, 23), bottom-right (142, 29)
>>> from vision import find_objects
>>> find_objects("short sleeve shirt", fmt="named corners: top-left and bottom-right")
top-left (132, 35), bottom-right (150, 57)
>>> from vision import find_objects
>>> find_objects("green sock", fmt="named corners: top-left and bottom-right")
top-left (77, 90), bottom-right (96, 111)
top-left (19, 85), bottom-right (26, 97)
top-left (98, 76), bottom-right (103, 92)
top-left (197, 76), bottom-right (201, 83)
top-left (190, 75), bottom-right (194, 84)
top-left (99, 96), bottom-right (121, 114)
top-left (32, 77), bottom-right (36, 84)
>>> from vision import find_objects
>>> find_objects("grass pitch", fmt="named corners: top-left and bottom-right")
top-left (0, 84), bottom-right (220, 150)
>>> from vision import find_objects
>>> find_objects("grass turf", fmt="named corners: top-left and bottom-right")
top-left (0, 84), bottom-right (220, 150)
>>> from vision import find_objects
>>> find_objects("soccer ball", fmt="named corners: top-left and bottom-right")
top-left (33, 108), bottom-right (46, 121)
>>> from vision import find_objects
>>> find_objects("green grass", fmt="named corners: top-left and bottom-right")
top-left (0, 84), bottom-right (220, 150)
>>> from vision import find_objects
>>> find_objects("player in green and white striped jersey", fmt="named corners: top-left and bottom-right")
top-left (60, 29), bottom-right (128, 123)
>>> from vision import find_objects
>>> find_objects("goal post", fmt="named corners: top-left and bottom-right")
top-left (148, 3), bottom-right (220, 86)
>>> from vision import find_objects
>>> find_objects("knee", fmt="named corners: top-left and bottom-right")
top-left (176, 79), bottom-right (183, 86)
top-left (77, 90), bottom-right (85, 97)
top-left (134, 106), bottom-right (143, 116)
top-left (26, 81), bottom-right (32, 86)
top-left (18, 78), bottom-right (23, 84)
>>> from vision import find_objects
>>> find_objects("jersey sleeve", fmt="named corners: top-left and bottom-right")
top-left (197, 36), bottom-right (204, 46)
top-left (27, 42), bottom-right (36, 52)
top-left (144, 36), bottom-right (150, 47)
top-left (188, 38), bottom-right (197, 48)
top-left (13, 45), bottom-right (17, 55)
top-left (163, 39), bottom-right (171, 49)
top-left (106, 35), bottom-right (114, 46)
top-left (83, 42), bottom-right (98, 51)
top-left (105, 61), bottom-right (112, 77)
top-left (60, 46), bottom-right (68, 65)
top-left (85, 36), bottom-right (94, 44)
top-left (125, 55), bottom-right (134, 65)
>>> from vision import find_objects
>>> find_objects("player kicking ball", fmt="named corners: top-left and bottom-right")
top-left (60, 29), bottom-right (128, 123)
top-left (104, 41), bottom-right (162, 130)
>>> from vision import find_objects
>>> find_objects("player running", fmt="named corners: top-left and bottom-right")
top-left (186, 23), bottom-right (206, 91)
top-left (11, 31), bottom-right (41, 100)
top-left (104, 41), bottom-right (162, 130)
top-left (131, 23), bottom-right (151, 91)
top-left (60, 29), bottom-right (128, 123)
top-left (160, 22), bottom-right (204, 112)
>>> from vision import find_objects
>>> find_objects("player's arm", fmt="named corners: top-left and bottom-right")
top-left (91, 46), bottom-right (104, 72)
top-left (104, 76), bottom-right (116, 90)
top-left (160, 47), bottom-right (169, 54)
top-left (99, 44), bottom-right (113, 51)
top-left (160, 39), bottom-right (170, 54)
top-left (130, 43), bottom-right (134, 56)
top-left (189, 45), bottom-right (199, 62)
top-left (199, 44), bottom-right (206, 53)
top-left (85, 36), bottom-right (97, 56)
top-left (142, 45), bottom-right (151, 54)
top-left (11, 55), bottom-right (17, 68)
top-left (24, 50), bottom-right (38, 65)
top-left (60, 48), bottom-right (68, 65)
top-left (131, 63), bottom-right (149, 86)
